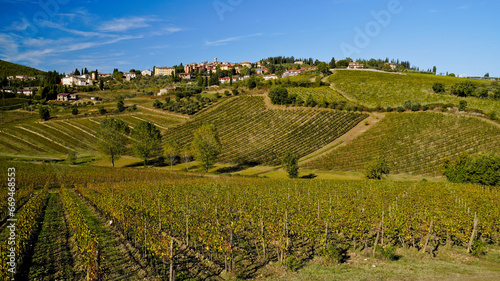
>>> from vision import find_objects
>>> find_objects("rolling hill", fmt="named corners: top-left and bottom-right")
top-left (0, 59), bottom-right (47, 77)
top-left (329, 70), bottom-right (500, 115)
top-left (304, 111), bottom-right (500, 175)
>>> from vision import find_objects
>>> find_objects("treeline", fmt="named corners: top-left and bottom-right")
top-left (433, 81), bottom-right (500, 100)
top-left (444, 154), bottom-right (500, 186)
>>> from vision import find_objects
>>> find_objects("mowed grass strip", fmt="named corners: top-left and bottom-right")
top-left (27, 193), bottom-right (75, 281)
top-left (305, 112), bottom-right (500, 175)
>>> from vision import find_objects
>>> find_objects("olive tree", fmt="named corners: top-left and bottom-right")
top-left (132, 121), bottom-right (163, 167)
top-left (97, 118), bottom-right (130, 167)
top-left (191, 124), bottom-right (222, 172)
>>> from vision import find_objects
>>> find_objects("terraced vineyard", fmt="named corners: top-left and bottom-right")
top-left (305, 112), bottom-right (500, 175)
top-left (286, 87), bottom-right (355, 105)
top-left (166, 95), bottom-right (368, 165)
top-left (330, 70), bottom-right (500, 115)
top-left (0, 112), bottom-right (184, 157)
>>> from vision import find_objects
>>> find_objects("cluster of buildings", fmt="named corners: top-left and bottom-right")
top-left (345, 62), bottom-right (397, 70)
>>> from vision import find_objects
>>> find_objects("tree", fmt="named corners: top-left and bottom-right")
top-left (494, 89), bottom-right (500, 101)
top-left (180, 145), bottom-right (192, 171)
top-left (74, 68), bottom-right (80, 75)
top-left (117, 100), bottom-right (125, 112)
top-left (99, 79), bottom-right (104, 90)
top-left (432, 66), bottom-right (437, 74)
top-left (164, 139), bottom-right (179, 171)
top-left (444, 154), bottom-right (500, 186)
top-left (191, 124), bottom-right (222, 172)
top-left (39, 106), bottom-right (50, 121)
top-left (432, 82), bottom-right (445, 93)
top-left (98, 106), bottom-right (107, 115)
top-left (72, 106), bottom-right (78, 115)
top-left (451, 81), bottom-right (477, 97)
top-left (365, 157), bottom-right (390, 179)
top-left (329, 57), bottom-right (336, 69)
top-left (268, 85), bottom-right (289, 105)
top-left (282, 151), bottom-right (299, 178)
top-left (96, 118), bottom-right (130, 167)
top-left (132, 121), bottom-right (162, 167)
top-left (66, 151), bottom-right (77, 164)
top-left (316, 62), bottom-right (330, 74)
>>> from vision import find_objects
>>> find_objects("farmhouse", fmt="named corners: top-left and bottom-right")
top-left (179, 73), bottom-right (191, 80)
top-left (56, 93), bottom-right (78, 101)
top-left (264, 74), bottom-right (278, 80)
top-left (348, 62), bottom-right (364, 69)
top-left (155, 66), bottom-right (175, 76)
top-left (141, 69), bottom-right (152, 76)
top-left (124, 72), bottom-right (137, 81)
top-left (159, 86), bottom-right (177, 95)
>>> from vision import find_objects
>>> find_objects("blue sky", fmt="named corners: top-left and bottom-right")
top-left (0, 0), bottom-right (498, 76)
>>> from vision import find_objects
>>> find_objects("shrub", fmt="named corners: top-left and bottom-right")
top-left (66, 151), bottom-right (77, 164)
top-left (444, 154), bottom-right (500, 186)
top-left (282, 151), bottom-right (299, 178)
top-left (411, 103), bottom-right (421, 111)
top-left (269, 86), bottom-right (288, 104)
top-left (471, 240), bottom-right (487, 257)
top-left (375, 245), bottom-right (398, 260)
top-left (284, 255), bottom-right (303, 271)
top-left (386, 106), bottom-right (393, 112)
top-left (422, 104), bottom-right (429, 111)
top-left (319, 244), bottom-right (349, 264)
top-left (365, 157), bottom-right (390, 180)
top-left (459, 100), bottom-right (467, 111)
top-left (71, 106), bottom-right (78, 115)
top-left (396, 106), bottom-right (404, 112)
top-left (98, 106), bottom-right (107, 115)
top-left (224, 90), bottom-right (230, 96)
top-left (432, 82), bottom-right (445, 93)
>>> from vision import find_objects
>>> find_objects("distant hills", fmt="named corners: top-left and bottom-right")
top-left (0, 60), bottom-right (47, 77)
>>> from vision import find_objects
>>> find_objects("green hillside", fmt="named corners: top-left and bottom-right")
top-left (329, 70), bottom-right (500, 115)
top-left (304, 112), bottom-right (500, 175)
top-left (166, 95), bottom-right (368, 165)
top-left (0, 59), bottom-right (47, 77)
top-left (0, 110), bottom-right (184, 158)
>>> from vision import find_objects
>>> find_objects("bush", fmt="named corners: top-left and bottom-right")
top-left (66, 151), bottom-right (77, 164)
top-left (471, 240), bottom-right (487, 257)
top-left (422, 104), bottom-right (429, 111)
top-left (38, 106), bottom-right (50, 121)
top-left (282, 151), bottom-right (299, 178)
top-left (319, 244), bottom-right (349, 264)
top-left (98, 106), bottom-right (107, 115)
top-left (432, 82), bottom-right (445, 93)
top-left (396, 106), bottom-right (404, 112)
top-left (375, 245), bottom-right (398, 260)
top-left (269, 85), bottom-right (289, 105)
top-left (365, 157), bottom-right (390, 180)
top-left (224, 90), bottom-right (230, 96)
top-left (444, 154), bottom-right (500, 186)
top-left (411, 103), bottom-right (421, 111)
top-left (459, 100), bottom-right (467, 111)
top-left (284, 255), bottom-right (303, 272)
top-left (71, 106), bottom-right (78, 115)
top-left (386, 106), bottom-right (393, 112)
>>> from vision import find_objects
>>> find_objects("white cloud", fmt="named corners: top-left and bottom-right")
top-left (0, 33), bottom-right (18, 57)
top-left (205, 33), bottom-right (262, 46)
top-left (98, 16), bottom-right (153, 32)
top-left (40, 20), bottom-right (103, 37)
top-left (5, 18), bottom-right (31, 31)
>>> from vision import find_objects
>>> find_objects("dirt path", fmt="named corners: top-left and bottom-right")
top-left (136, 104), bottom-right (189, 119)
top-left (25, 193), bottom-right (75, 281)
top-left (299, 112), bottom-right (385, 165)
top-left (73, 191), bottom-right (158, 280)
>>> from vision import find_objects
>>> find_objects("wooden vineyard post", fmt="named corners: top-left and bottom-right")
top-left (170, 238), bottom-right (175, 281)
top-left (422, 220), bottom-right (433, 253)
top-left (372, 221), bottom-right (382, 257)
top-left (467, 212), bottom-right (479, 253)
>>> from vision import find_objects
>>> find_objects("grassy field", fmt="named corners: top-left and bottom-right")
top-left (329, 70), bottom-right (500, 115)
top-left (304, 112), bottom-right (500, 175)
